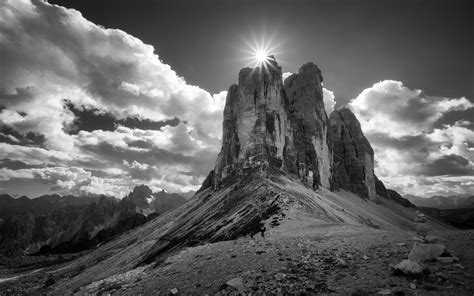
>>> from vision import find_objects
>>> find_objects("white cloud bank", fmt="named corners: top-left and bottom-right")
top-left (350, 80), bottom-right (474, 197)
top-left (0, 0), bottom-right (226, 196)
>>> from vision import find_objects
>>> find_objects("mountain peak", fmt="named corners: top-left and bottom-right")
top-left (211, 60), bottom-right (331, 189)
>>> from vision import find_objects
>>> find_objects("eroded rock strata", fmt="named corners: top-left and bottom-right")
top-left (212, 57), bottom-right (332, 190)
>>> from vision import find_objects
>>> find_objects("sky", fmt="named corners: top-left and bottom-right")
top-left (0, 0), bottom-right (473, 198)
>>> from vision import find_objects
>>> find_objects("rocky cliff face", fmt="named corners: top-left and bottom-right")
top-left (213, 57), bottom-right (331, 189)
top-left (328, 107), bottom-right (376, 200)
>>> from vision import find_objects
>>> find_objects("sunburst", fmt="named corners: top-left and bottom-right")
top-left (240, 31), bottom-right (285, 72)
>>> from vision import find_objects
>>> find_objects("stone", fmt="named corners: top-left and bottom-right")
top-left (396, 243), bottom-right (406, 247)
top-left (415, 217), bottom-right (428, 223)
top-left (436, 256), bottom-right (454, 263)
top-left (424, 235), bottom-right (438, 244)
top-left (328, 107), bottom-right (376, 200)
top-left (408, 243), bottom-right (447, 262)
top-left (225, 277), bottom-right (244, 291)
top-left (336, 258), bottom-right (348, 268)
top-left (409, 282), bottom-right (416, 289)
top-left (452, 263), bottom-right (464, 269)
top-left (393, 259), bottom-right (425, 276)
top-left (170, 287), bottom-right (179, 295)
top-left (377, 289), bottom-right (392, 295)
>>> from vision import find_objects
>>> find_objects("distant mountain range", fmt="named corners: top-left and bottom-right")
top-left (404, 194), bottom-right (474, 209)
top-left (0, 186), bottom-right (188, 257)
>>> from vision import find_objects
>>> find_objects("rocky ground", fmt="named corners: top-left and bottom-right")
top-left (2, 222), bottom-right (472, 295)
top-left (85, 227), bottom-right (473, 295)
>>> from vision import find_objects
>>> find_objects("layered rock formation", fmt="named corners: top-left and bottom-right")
top-left (212, 57), bottom-right (331, 189)
top-left (328, 107), bottom-right (376, 200)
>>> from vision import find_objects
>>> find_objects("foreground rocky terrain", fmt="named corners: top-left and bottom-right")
top-left (1, 206), bottom-right (472, 295)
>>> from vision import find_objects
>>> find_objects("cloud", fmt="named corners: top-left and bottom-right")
top-left (322, 88), bottom-right (336, 115)
top-left (0, 0), bottom-right (227, 196)
top-left (350, 80), bottom-right (474, 196)
top-left (350, 80), bottom-right (472, 137)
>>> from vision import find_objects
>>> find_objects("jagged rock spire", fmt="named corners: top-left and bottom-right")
top-left (328, 107), bottom-right (376, 200)
top-left (212, 58), bottom-right (332, 189)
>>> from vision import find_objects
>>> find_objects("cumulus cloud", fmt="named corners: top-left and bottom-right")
top-left (350, 80), bottom-right (474, 197)
top-left (322, 88), bottom-right (336, 115)
top-left (0, 0), bottom-right (226, 196)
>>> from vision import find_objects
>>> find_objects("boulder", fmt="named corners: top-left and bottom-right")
top-left (424, 235), bottom-right (439, 244)
top-left (408, 243), bottom-right (447, 262)
top-left (393, 259), bottom-right (425, 277)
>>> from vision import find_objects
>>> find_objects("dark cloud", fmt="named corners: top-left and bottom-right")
top-left (64, 101), bottom-right (180, 134)
top-left (0, 124), bottom-right (46, 147)
top-left (0, 159), bottom-right (43, 170)
top-left (418, 155), bottom-right (474, 176)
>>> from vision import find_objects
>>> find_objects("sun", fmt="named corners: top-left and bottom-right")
top-left (254, 48), bottom-right (270, 65)
top-left (240, 31), bottom-right (286, 70)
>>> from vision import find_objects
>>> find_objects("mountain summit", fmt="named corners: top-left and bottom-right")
top-left (213, 59), bottom-right (330, 189)
top-left (207, 58), bottom-right (376, 200)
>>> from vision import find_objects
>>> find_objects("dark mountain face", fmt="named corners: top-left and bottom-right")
top-left (0, 194), bottom-right (104, 219)
top-left (406, 194), bottom-right (474, 209)
top-left (0, 194), bottom-right (148, 256)
top-left (420, 207), bottom-right (474, 229)
top-left (0, 185), bottom-right (188, 257)
top-left (124, 185), bottom-right (187, 215)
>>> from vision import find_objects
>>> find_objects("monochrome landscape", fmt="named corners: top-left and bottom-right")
top-left (0, 0), bottom-right (473, 294)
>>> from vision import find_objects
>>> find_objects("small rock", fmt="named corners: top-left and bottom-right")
top-left (424, 235), bottom-right (439, 244)
top-left (393, 259), bottom-right (425, 277)
top-left (408, 243), bottom-right (447, 262)
top-left (412, 237), bottom-right (424, 243)
top-left (377, 289), bottom-right (391, 295)
top-left (435, 272), bottom-right (448, 280)
top-left (452, 263), bottom-right (465, 269)
top-left (436, 256), bottom-right (454, 263)
top-left (363, 255), bottom-right (369, 260)
top-left (409, 282), bottom-right (416, 289)
top-left (415, 217), bottom-right (428, 223)
top-left (396, 243), bottom-right (406, 247)
top-left (170, 287), bottom-right (179, 295)
top-left (336, 258), bottom-right (348, 268)
top-left (225, 277), bottom-right (244, 291)
top-left (43, 277), bottom-right (56, 287)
